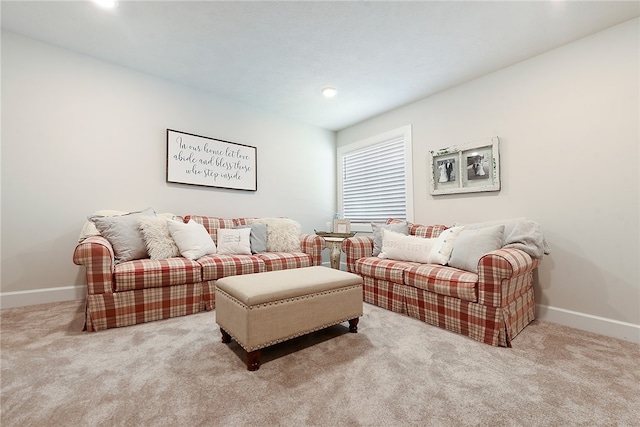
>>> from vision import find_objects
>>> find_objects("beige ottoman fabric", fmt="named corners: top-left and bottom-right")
top-left (215, 266), bottom-right (363, 354)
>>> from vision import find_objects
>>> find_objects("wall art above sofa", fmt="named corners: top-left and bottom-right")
top-left (429, 136), bottom-right (500, 195)
top-left (166, 129), bottom-right (257, 191)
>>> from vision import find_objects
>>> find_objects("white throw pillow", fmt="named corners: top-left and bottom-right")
top-left (138, 216), bottom-right (181, 260)
top-left (428, 226), bottom-right (465, 265)
top-left (371, 221), bottom-right (409, 256)
top-left (246, 218), bottom-right (301, 252)
top-left (216, 228), bottom-right (252, 255)
top-left (378, 229), bottom-right (436, 263)
top-left (167, 219), bottom-right (217, 260)
top-left (89, 207), bottom-right (156, 262)
top-left (448, 225), bottom-right (505, 272)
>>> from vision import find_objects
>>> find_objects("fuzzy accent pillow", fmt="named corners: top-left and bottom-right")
top-left (167, 219), bottom-right (217, 260)
top-left (139, 216), bottom-right (181, 260)
top-left (89, 207), bottom-right (156, 262)
top-left (216, 228), bottom-right (252, 255)
top-left (246, 218), bottom-right (301, 252)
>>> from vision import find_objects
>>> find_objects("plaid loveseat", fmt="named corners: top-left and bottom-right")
top-left (342, 220), bottom-right (541, 347)
top-left (73, 215), bottom-right (324, 332)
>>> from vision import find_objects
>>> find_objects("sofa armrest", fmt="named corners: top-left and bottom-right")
top-left (477, 248), bottom-right (541, 308)
top-left (342, 236), bottom-right (374, 273)
top-left (73, 236), bottom-right (115, 295)
top-left (299, 233), bottom-right (325, 266)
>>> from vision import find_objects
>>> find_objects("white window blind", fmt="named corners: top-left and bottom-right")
top-left (340, 133), bottom-right (409, 223)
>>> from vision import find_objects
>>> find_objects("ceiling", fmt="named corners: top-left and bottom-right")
top-left (2, 1), bottom-right (639, 131)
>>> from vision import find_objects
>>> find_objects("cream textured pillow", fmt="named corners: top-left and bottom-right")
top-left (378, 229), bottom-right (436, 263)
top-left (167, 219), bottom-right (216, 260)
top-left (371, 221), bottom-right (409, 256)
top-left (246, 218), bottom-right (301, 252)
top-left (448, 225), bottom-right (505, 272)
top-left (139, 216), bottom-right (181, 260)
top-left (89, 208), bottom-right (156, 262)
top-left (428, 226), bottom-right (465, 265)
top-left (216, 228), bottom-right (252, 255)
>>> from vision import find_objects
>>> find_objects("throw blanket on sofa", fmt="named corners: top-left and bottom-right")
top-left (456, 217), bottom-right (550, 258)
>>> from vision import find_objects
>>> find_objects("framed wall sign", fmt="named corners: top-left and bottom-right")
top-left (429, 137), bottom-right (500, 195)
top-left (166, 129), bottom-right (257, 191)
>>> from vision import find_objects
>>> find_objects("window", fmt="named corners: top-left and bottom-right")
top-left (337, 126), bottom-right (413, 229)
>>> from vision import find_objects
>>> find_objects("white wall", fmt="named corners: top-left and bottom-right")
top-left (337, 19), bottom-right (639, 341)
top-left (1, 31), bottom-right (336, 300)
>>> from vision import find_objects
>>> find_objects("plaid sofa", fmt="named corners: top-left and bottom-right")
top-left (73, 215), bottom-right (324, 332)
top-left (342, 220), bottom-right (541, 347)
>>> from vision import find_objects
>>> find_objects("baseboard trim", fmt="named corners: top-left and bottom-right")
top-left (0, 286), bottom-right (86, 309)
top-left (536, 304), bottom-right (640, 344)
top-left (2, 288), bottom-right (637, 344)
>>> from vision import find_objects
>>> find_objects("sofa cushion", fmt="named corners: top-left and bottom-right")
top-left (409, 223), bottom-right (447, 239)
top-left (404, 264), bottom-right (479, 302)
top-left (354, 257), bottom-right (416, 284)
top-left (198, 254), bottom-right (266, 281)
top-left (90, 207), bottom-right (156, 263)
top-left (114, 257), bottom-right (203, 292)
top-left (449, 225), bottom-right (505, 273)
top-left (255, 252), bottom-right (315, 271)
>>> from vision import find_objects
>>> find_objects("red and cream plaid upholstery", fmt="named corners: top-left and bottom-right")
top-left (404, 287), bottom-right (504, 345)
top-left (477, 248), bottom-right (541, 307)
top-left (202, 280), bottom-right (216, 311)
top-left (342, 236), bottom-right (374, 273)
top-left (341, 220), bottom-right (541, 347)
top-left (73, 236), bottom-right (115, 295)
top-left (198, 254), bottom-right (266, 281)
top-left (255, 252), bottom-right (315, 271)
top-left (362, 276), bottom-right (406, 313)
top-left (85, 283), bottom-right (202, 332)
top-left (354, 257), bottom-right (412, 284)
top-left (74, 215), bottom-right (326, 332)
top-left (404, 264), bottom-right (478, 302)
top-left (184, 215), bottom-right (234, 243)
top-left (114, 258), bottom-right (202, 292)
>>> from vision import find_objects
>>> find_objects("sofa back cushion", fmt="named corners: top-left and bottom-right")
top-left (385, 218), bottom-right (447, 239)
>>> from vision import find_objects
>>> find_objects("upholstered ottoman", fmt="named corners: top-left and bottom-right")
top-left (215, 266), bottom-right (363, 371)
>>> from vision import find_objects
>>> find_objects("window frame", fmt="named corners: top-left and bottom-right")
top-left (337, 125), bottom-right (414, 232)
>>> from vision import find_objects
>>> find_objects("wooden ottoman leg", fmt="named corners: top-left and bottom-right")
top-left (348, 318), bottom-right (359, 333)
top-left (220, 327), bottom-right (232, 344)
top-left (246, 350), bottom-right (261, 371)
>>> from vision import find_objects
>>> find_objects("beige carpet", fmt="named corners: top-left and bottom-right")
top-left (1, 300), bottom-right (638, 426)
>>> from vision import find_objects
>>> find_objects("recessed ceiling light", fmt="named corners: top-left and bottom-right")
top-left (322, 87), bottom-right (337, 98)
top-left (92, 0), bottom-right (118, 9)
